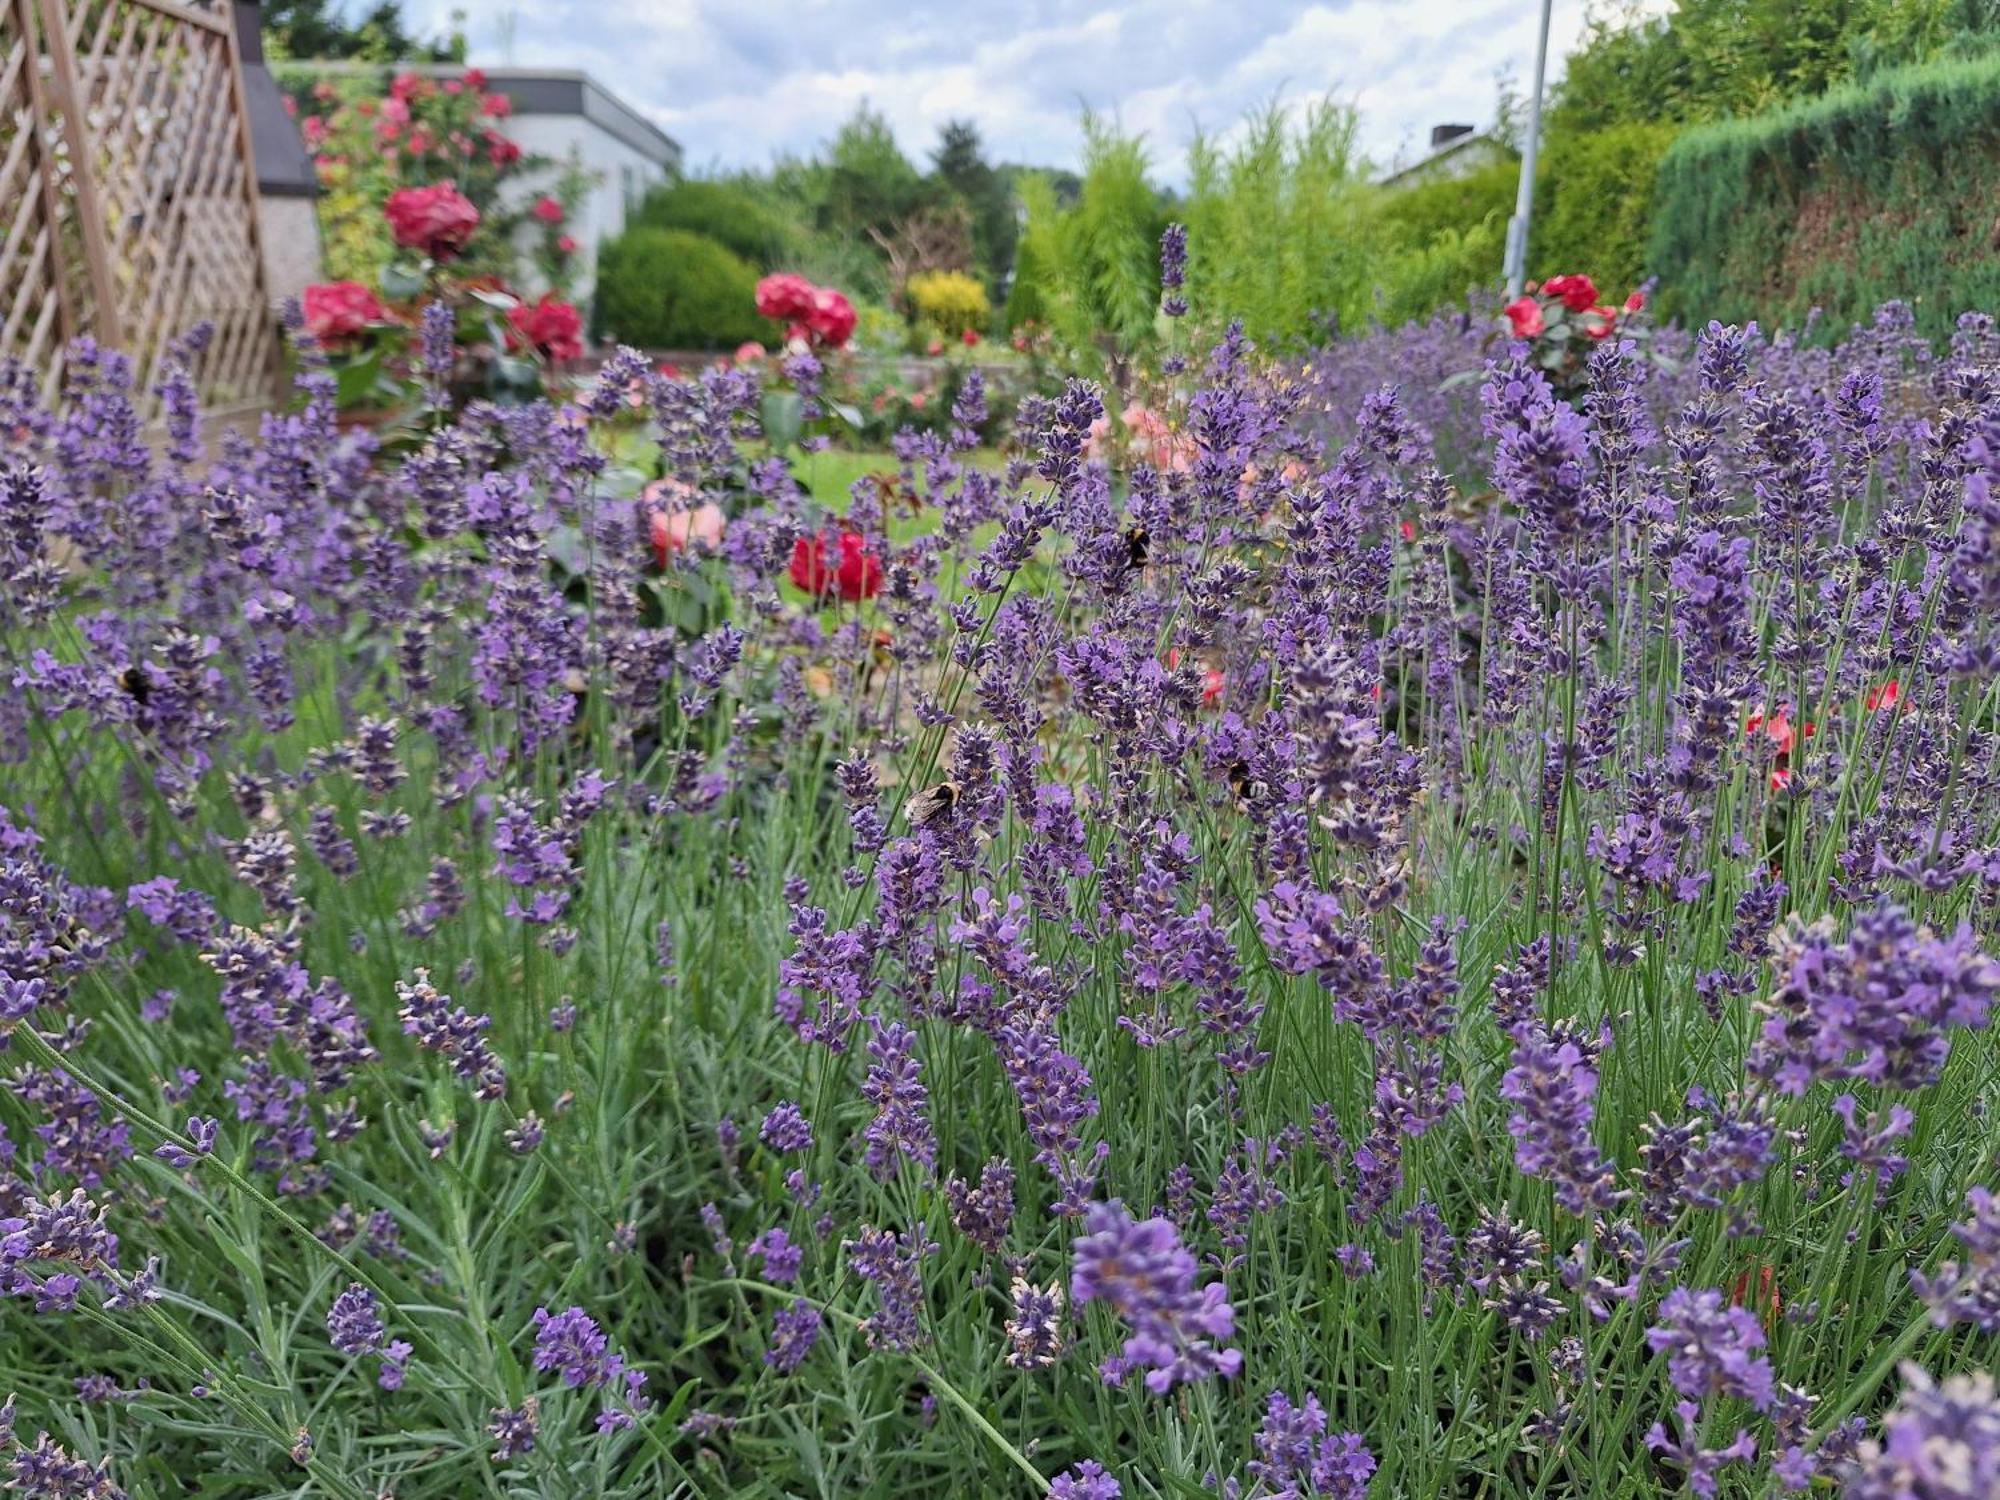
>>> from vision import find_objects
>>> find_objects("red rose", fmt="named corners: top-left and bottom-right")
top-left (556, 234), bottom-right (578, 255)
top-left (463, 67), bottom-right (488, 90)
top-left (1541, 274), bottom-right (1599, 313)
top-left (532, 195), bottom-right (564, 225)
top-left (1504, 295), bottom-right (1544, 338)
top-left (506, 294), bottom-right (584, 362)
top-left (1866, 679), bottom-right (1903, 713)
top-left (301, 281), bottom-right (384, 347)
top-left (789, 530), bottom-right (882, 603)
top-left (805, 287), bottom-right (856, 349)
top-left (961, 328), bottom-right (980, 346)
top-left (756, 272), bottom-right (816, 323)
top-left (484, 131), bottom-right (521, 167)
top-left (1582, 306), bottom-right (1617, 340)
top-left (389, 72), bottom-right (422, 102)
top-left (481, 92), bottom-right (512, 118)
top-left (1624, 289), bottom-right (1646, 314)
top-left (384, 183), bottom-right (480, 259)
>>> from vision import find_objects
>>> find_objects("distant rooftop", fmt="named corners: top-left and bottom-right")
top-left (1378, 127), bottom-right (1513, 189)
top-left (283, 62), bottom-right (680, 169)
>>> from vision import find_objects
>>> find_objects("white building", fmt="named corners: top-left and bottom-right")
top-left (471, 68), bottom-right (682, 298)
top-left (1379, 124), bottom-right (1515, 190)
top-left (277, 63), bottom-right (680, 301)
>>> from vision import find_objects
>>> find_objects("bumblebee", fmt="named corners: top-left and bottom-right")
top-left (904, 781), bottom-right (960, 829)
top-left (1224, 758), bottom-right (1265, 814)
top-left (1124, 526), bottom-right (1151, 570)
top-left (117, 665), bottom-right (151, 708)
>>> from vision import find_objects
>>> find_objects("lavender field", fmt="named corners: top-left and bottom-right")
top-left (4, 267), bottom-right (2000, 1499)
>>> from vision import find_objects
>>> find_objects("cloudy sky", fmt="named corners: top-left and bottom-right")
top-left (414, 1), bottom-right (1651, 180)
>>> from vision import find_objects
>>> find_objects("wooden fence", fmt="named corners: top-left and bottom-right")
top-left (1, 0), bottom-right (281, 419)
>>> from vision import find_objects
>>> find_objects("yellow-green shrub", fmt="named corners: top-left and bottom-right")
top-left (906, 270), bottom-right (989, 338)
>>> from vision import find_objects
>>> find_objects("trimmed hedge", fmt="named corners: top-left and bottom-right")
top-left (1650, 53), bottom-right (2000, 339)
top-left (629, 179), bottom-right (797, 270)
top-left (1535, 124), bottom-right (1674, 297)
top-left (1375, 160), bottom-right (1516, 248)
top-left (594, 228), bottom-right (776, 350)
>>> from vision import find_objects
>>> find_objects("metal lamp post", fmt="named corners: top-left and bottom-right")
top-left (1503, 0), bottom-right (1554, 300)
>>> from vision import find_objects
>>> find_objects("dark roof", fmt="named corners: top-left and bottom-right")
top-left (233, 1), bottom-right (317, 197)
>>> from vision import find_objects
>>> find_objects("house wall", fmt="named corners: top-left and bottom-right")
top-left (504, 114), bottom-right (671, 301)
top-left (1385, 137), bottom-right (1514, 189)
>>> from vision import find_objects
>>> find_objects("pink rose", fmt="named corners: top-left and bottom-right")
top-left (384, 183), bottom-right (480, 260)
top-left (301, 281), bottom-right (384, 348)
top-left (532, 196), bottom-right (564, 225)
top-left (755, 273), bottom-right (816, 323)
top-left (506, 294), bottom-right (584, 362)
top-left (646, 481), bottom-right (726, 564)
top-left (1504, 295), bottom-right (1545, 338)
top-left (805, 287), bottom-right (856, 349)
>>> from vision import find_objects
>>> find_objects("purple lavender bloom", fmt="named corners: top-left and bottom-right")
top-left (765, 1298), bottom-right (821, 1372)
top-left (748, 1227), bottom-right (803, 1284)
top-left (1644, 1287), bottom-right (1775, 1412)
top-left (944, 1158), bottom-right (1016, 1254)
top-left (845, 1226), bottom-right (936, 1352)
top-left (396, 968), bottom-right (506, 1101)
top-left (1005, 1275), bottom-right (1066, 1371)
top-left (857, 1016), bottom-right (936, 1179)
top-left (488, 1400), bottom-right (540, 1460)
top-left (1499, 1019), bottom-right (1625, 1217)
top-left (1160, 223), bottom-right (1188, 318)
top-left (326, 1284), bottom-right (384, 1356)
top-left (1840, 1364), bottom-right (2000, 1498)
top-left (1070, 1201), bottom-right (1241, 1395)
top-left (529, 1304), bottom-right (623, 1389)
top-left (1912, 1188), bottom-right (2000, 1331)
top-left (1755, 906), bottom-right (2000, 1096)
top-left (1050, 1460), bottom-right (1121, 1499)
top-left (760, 1101), bottom-right (814, 1154)
top-left (378, 1339), bottom-right (412, 1391)
top-left (1246, 1389), bottom-right (1376, 1498)
top-left (1645, 1400), bottom-right (1758, 1498)
top-left (6, 1431), bottom-right (127, 1498)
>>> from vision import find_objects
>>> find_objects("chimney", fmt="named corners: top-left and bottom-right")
top-left (1429, 123), bottom-right (1476, 151)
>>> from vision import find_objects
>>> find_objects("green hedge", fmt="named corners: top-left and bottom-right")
top-left (1535, 123), bottom-right (1674, 297)
top-left (1375, 160), bottom-right (1516, 248)
top-left (628, 179), bottom-right (797, 270)
top-left (1650, 53), bottom-right (2000, 339)
top-left (594, 228), bottom-right (776, 350)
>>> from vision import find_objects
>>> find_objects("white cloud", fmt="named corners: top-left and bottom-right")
top-left (413, 0), bottom-right (1660, 181)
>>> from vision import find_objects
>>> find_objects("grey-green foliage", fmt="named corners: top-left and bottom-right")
top-left (1649, 50), bottom-right (2000, 338)
top-left (1004, 113), bottom-right (1167, 350)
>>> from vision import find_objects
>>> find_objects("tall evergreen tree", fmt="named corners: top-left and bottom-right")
top-left (931, 119), bottom-right (1019, 293)
top-left (263, 0), bottom-right (462, 62)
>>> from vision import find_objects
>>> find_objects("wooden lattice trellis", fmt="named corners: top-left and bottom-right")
top-left (1, 0), bottom-right (281, 418)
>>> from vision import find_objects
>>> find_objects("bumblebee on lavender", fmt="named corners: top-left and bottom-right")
top-left (903, 781), bottom-right (960, 828)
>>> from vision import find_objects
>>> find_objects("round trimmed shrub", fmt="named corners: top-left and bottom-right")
top-left (630, 179), bottom-right (796, 269)
top-left (594, 228), bottom-right (776, 350)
